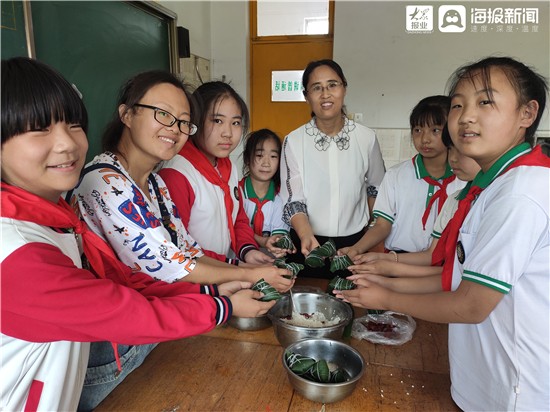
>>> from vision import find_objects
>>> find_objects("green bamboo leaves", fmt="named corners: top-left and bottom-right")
top-left (252, 278), bottom-right (281, 301)
top-left (305, 239), bottom-right (337, 268)
top-left (285, 351), bottom-right (316, 375)
top-left (285, 351), bottom-right (349, 383)
top-left (327, 275), bottom-right (356, 295)
top-left (273, 233), bottom-right (295, 250)
top-left (329, 254), bottom-right (354, 273)
top-left (274, 258), bottom-right (304, 279)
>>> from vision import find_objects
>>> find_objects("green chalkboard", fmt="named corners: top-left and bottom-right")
top-left (1, 0), bottom-right (28, 58)
top-left (3, 1), bottom-right (176, 161)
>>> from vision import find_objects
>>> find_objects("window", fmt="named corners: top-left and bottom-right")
top-left (257, 1), bottom-right (329, 37)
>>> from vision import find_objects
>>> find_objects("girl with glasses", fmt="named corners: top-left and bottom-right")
top-left (68, 70), bottom-right (292, 409)
top-left (280, 59), bottom-right (386, 278)
top-left (1, 58), bottom-right (276, 412)
top-left (71, 71), bottom-right (290, 289)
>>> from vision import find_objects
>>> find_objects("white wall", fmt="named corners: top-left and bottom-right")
top-left (333, 1), bottom-right (549, 132)
top-left (160, 0), bottom-right (550, 168)
top-left (160, 1), bottom-right (212, 60)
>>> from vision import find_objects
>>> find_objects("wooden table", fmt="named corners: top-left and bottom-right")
top-left (95, 278), bottom-right (460, 411)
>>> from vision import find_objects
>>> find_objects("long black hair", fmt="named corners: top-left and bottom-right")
top-left (191, 80), bottom-right (250, 143)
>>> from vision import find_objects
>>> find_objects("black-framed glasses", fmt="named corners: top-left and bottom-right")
top-left (307, 81), bottom-right (344, 96)
top-left (134, 103), bottom-right (197, 135)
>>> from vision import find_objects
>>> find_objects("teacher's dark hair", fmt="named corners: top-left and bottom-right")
top-left (302, 59), bottom-right (348, 117)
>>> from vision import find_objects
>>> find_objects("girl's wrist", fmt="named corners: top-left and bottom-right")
top-left (240, 267), bottom-right (255, 283)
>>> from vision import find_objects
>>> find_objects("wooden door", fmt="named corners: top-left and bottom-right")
top-left (249, 1), bottom-right (334, 139)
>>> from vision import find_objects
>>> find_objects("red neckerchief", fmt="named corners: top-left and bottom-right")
top-left (0, 182), bottom-right (149, 370)
top-left (238, 177), bottom-right (279, 236)
top-left (179, 141), bottom-right (237, 251)
top-left (413, 155), bottom-right (457, 230)
top-left (432, 144), bottom-right (550, 291)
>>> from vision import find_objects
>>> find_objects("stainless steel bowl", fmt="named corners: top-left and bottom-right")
top-left (283, 338), bottom-right (365, 403)
top-left (227, 314), bottom-right (272, 331)
top-left (267, 292), bottom-right (353, 347)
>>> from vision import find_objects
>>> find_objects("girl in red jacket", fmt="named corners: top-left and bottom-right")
top-left (0, 57), bottom-right (274, 412)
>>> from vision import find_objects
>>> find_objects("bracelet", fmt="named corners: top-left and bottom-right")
top-left (389, 250), bottom-right (398, 262)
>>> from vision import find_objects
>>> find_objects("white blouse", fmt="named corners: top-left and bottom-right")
top-left (280, 117), bottom-right (385, 237)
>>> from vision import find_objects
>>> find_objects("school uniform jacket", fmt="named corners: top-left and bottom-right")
top-left (1, 218), bottom-right (230, 411)
top-left (373, 156), bottom-right (465, 252)
top-left (160, 154), bottom-right (257, 262)
top-left (239, 177), bottom-right (289, 236)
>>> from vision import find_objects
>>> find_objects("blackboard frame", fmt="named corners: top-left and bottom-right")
top-left (23, 1), bottom-right (179, 72)
top-left (12, 0), bottom-right (181, 161)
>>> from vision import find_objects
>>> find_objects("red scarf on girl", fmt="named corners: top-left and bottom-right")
top-left (0, 182), bottom-right (142, 288)
top-left (179, 141), bottom-right (237, 251)
top-left (0, 182), bottom-right (149, 370)
top-left (238, 177), bottom-right (279, 236)
top-left (432, 144), bottom-right (550, 291)
top-left (413, 155), bottom-right (457, 230)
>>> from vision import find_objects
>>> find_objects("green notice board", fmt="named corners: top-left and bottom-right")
top-left (2, 1), bottom-right (173, 161)
top-left (1, 0), bottom-right (27, 58)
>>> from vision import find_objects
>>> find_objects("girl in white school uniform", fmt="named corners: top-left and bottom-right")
top-left (336, 56), bottom-right (550, 411)
top-left (341, 95), bottom-right (465, 259)
top-left (0, 57), bottom-right (274, 412)
top-left (280, 59), bottom-right (386, 278)
top-left (160, 82), bottom-right (273, 266)
top-left (347, 126), bottom-right (480, 284)
top-left (239, 128), bottom-right (295, 258)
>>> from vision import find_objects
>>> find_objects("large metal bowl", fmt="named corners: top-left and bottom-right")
top-left (267, 292), bottom-right (353, 347)
top-left (227, 314), bottom-right (272, 331)
top-left (283, 338), bottom-right (365, 403)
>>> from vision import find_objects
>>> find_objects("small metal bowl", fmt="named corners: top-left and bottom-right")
top-left (227, 314), bottom-right (272, 331)
top-left (283, 338), bottom-right (365, 403)
top-left (267, 292), bottom-right (353, 347)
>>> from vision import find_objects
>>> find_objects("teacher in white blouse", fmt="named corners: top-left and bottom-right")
top-left (280, 59), bottom-right (386, 278)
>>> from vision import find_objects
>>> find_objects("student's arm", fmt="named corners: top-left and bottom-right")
top-left (234, 198), bottom-right (272, 264)
top-left (349, 239), bottom-right (440, 276)
top-left (367, 196), bottom-right (376, 219)
top-left (1, 243), bottom-right (226, 343)
top-left (343, 217), bottom-right (392, 258)
top-left (186, 255), bottom-right (293, 292)
top-left (336, 276), bottom-right (503, 324)
top-left (348, 260), bottom-right (442, 277)
top-left (346, 273), bottom-right (443, 293)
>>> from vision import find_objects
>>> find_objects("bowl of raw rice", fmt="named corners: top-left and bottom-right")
top-left (267, 291), bottom-right (353, 347)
